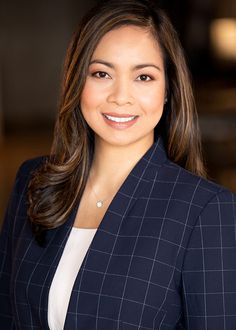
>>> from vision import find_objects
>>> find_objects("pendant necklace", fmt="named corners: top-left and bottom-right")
top-left (90, 182), bottom-right (108, 208)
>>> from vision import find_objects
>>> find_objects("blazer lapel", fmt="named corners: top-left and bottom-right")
top-left (62, 137), bottom-right (168, 328)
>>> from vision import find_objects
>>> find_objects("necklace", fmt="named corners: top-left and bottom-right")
top-left (89, 181), bottom-right (108, 208)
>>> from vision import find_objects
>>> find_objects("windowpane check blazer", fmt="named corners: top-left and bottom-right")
top-left (1, 138), bottom-right (236, 330)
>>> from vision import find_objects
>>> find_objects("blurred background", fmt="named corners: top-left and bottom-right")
top-left (0, 0), bottom-right (236, 224)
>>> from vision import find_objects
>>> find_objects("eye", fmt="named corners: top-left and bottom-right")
top-left (136, 74), bottom-right (153, 81)
top-left (91, 71), bottom-right (110, 79)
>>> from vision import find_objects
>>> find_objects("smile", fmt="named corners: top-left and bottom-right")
top-left (103, 114), bottom-right (137, 123)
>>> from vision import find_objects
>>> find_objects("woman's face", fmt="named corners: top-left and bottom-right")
top-left (81, 25), bottom-right (166, 149)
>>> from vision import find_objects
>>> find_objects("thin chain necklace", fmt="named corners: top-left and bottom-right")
top-left (90, 186), bottom-right (108, 208)
top-left (89, 178), bottom-right (109, 208)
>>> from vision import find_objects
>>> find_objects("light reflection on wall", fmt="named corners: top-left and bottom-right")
top-left (210, 18), bottom-right (236, 61)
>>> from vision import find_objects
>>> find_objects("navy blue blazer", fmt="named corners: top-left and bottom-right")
top-left (1, 138), bottom-right (236, 329)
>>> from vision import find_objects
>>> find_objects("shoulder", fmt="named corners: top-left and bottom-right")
top-left (162, 158), bottom-right (233, 198)
top-left (14, 155), bottom-right (48, 192)
top-left (1, 156), bottom-right (48, 237)
top-left (17, 155), bottom-right (47, 176)
top-left (8, 155), bottom-right (48, 204)
top-left (4, 156), bottom-right (48, 214)
top-left (152, 158), bottom-right (236, 225)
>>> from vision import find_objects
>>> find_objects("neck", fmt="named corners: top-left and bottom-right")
top-left (89, 137), bottom-right (154, 190)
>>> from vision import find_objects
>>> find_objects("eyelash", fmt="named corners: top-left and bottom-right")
top-left (136, 74), bottom-right (153, 81)
top-left (90, 71), bottom-right (154, 81)
top-left (91, 71), bottom-right (110, 79)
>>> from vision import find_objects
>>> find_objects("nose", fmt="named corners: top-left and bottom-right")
top-left (107, 79), bottom-right (134, 106)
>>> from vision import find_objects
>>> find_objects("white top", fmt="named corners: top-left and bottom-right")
top-left (48, 227), bottom-right (97, 330)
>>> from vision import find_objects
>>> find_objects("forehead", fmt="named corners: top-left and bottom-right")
top-left (91, 25), bottom-right (164, 66)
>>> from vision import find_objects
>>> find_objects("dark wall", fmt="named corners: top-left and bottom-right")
top-left (0, 0), bottom-right (96, 130)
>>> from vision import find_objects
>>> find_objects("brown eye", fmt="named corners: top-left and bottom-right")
top-left (92, 71), bottom-right (110, 79)
top-left (137, 74), bottom-right (152, 81)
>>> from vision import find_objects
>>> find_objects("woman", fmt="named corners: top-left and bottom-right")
top-left (0, 0), bottom-right (236, 329)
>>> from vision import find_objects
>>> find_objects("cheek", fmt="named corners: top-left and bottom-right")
top-left (138, 88), bottom-right (165, 114)
top-left (81, 81), bottom-right (106, 112)
top-left (81, 84), bottom-right (96, 113)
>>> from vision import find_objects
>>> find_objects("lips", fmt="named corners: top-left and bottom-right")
top-left (103, 113), bottom-right (137, 123)
top-left (102, 112), bottom-right (139, 129)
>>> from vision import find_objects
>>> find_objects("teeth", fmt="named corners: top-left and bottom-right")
top-left (104, 114), bottom-right (136, 123)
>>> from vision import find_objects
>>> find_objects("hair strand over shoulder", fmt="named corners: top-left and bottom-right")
top-left (27, 0), bottom-right (206, 242)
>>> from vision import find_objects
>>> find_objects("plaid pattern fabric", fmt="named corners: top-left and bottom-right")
top-left (0, 137), bottom-right (236, 329)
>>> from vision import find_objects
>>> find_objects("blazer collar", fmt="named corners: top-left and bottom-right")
top-left (41, 136), bottom-right (168, 328)
top-left (99, 136), bottom-right (167, 233)
top-left (70, 136), bottom-right (167, 234)
top-left (43, 137), bottom-right (168, 249)
top-left (52, 136), bottom-right (168, 239)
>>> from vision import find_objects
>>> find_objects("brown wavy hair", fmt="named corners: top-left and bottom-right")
top-left (28, 0), bottom-right (206, 239)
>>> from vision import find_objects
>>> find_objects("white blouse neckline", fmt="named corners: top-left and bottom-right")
top-left (72, 226), bottom-right (98, 230)
top-left (48, 225), bottom-right (97, 330)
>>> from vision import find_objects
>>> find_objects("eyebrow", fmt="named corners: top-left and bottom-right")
top-left (89, 59), bottom-right (161, 72)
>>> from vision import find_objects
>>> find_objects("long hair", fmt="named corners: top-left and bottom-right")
top-left (28, 0), bottom-right (206, 239)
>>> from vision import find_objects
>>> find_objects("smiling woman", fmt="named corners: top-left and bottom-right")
top-left (81, 25), bottom-right (166, 149)
top-left (0, 0), bottom-right (236, 329)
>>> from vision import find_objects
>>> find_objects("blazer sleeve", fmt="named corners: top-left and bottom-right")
top-left (0, 165), bottom-right (24, 329)
top-left (182, 189), bottom-right (236, 330)
top-left (0, 157), bottom-right (43, 329)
